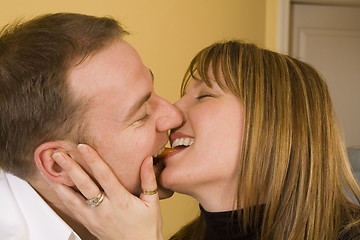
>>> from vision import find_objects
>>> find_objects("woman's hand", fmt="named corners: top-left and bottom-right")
top-left (49, 144), bottom-right (163, 240)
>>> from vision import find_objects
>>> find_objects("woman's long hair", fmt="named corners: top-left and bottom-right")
top-left (171, 40), bottom-right (360, 240)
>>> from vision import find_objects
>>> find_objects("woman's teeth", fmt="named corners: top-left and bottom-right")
top-left (172, 137), bottom-right (194, 148)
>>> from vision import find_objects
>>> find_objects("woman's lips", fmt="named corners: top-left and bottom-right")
top-left (162, 145), bottom-right (191, 166)
top-left (164, 147), bottom-right (181, 160)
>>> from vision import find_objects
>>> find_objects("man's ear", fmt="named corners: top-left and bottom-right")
top-left (34, 141), bottom-right (75, 186)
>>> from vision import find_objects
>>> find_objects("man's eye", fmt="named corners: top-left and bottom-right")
top-left (196, 94), bottom-right (213, 100)
top-left (131, 114), bottom-right (150, 127)
top-left (137, 114), bottom-right (150, 123)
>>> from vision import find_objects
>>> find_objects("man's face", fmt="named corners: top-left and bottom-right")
top-left (68, 40), bottom-right (182, 197)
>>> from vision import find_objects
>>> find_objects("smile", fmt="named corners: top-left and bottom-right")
top-left (152, 137), bottom-right (194, 159)
top-left (171, 137), bottom-right (194, 148)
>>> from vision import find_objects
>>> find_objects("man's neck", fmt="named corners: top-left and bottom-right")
top-left (46, 201), bottom-right (97, 240)
top-left (49, 203), bottom-right (97, 240)
top-left (28, 176), bottom-right (97, 240)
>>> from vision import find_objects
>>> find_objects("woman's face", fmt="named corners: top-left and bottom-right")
top-left (159, 72), bottom-right (245, 211)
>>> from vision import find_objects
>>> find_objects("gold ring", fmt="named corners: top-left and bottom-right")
top-left (86, 191), bottom-right (105, 207)
top-left (142, 187), bottom-right (158, 195)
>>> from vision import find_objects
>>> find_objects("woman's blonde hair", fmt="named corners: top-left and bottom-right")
top-left (172, 40), bottom-right (360, 240)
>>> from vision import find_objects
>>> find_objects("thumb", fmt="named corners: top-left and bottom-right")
top-left (140, 156), bottom-right (159, 203)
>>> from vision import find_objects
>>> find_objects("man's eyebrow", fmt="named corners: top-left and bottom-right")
top-left (126, 92), bottom-right (151, 120)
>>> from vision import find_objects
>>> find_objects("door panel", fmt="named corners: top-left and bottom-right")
top-left (290, 3), bottom-right (360, 147)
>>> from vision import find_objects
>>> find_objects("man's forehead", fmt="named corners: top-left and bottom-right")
top-left (68, 43), bottom-right (134, 92)
top-left (66, 39), bottom-right (155, 121)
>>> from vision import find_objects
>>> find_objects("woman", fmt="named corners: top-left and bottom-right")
top-left (50, 40), bottom-right (360, 239)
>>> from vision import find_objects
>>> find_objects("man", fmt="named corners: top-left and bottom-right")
top-left (0, 13), bottom-right (181, 239)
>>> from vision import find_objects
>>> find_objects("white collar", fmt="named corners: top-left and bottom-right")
top-left (1, 171), bottom-right (81, 240)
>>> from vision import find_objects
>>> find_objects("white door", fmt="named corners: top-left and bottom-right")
top-left (289, 3), bottom-right (360, 147)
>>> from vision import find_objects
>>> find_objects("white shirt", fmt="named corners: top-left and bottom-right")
top-left (0, 170), bottom-right (81, 240)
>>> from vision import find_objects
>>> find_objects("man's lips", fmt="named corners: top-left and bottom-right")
top-left (153, 147), bottom-right (177, 165)
top-left (155, 147), bottom-right (178, 158)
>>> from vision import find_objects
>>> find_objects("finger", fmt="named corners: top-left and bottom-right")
top-left (140, 156), bottom-right (159, 203)
top-left (52, 151), bottom-right (101, 200)
top-left (77, 144), bottom-right (130, 201)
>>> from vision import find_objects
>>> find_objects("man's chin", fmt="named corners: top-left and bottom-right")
top-left (158, 186), bottom-right (174, 199)
top-left (153, 163), bottom-right (174, 199)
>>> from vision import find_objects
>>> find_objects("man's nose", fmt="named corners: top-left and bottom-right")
top-left (173, 97), bottom-right (187, 117)
top-left (156, 97), bottom-right (182, 132)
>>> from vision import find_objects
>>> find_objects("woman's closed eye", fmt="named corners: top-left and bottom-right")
top-left (196, 93), bottom-right (214, 100)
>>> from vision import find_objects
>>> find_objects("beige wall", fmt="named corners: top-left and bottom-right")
top-left (0, 0), bottom-right (278, 238)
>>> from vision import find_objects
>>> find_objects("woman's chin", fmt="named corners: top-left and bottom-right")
top-left (159, 172), bottom-right (188, 196)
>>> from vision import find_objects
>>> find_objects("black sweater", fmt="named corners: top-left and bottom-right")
top-left (201, 205), bottom-right (262, 240)
top-left (200, 205), bottom-right (360, 240)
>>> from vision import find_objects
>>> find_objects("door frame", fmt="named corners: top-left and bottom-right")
top-left (277, 0), bottom-right (360, 54)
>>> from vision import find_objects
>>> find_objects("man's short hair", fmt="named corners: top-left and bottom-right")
top-left (0, 13), bottom-right (128, 179)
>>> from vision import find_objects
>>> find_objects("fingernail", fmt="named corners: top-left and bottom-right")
top-left (77, 144), bottom-right (89, 153)
top-left (52, 152), bottom-right (66, 165)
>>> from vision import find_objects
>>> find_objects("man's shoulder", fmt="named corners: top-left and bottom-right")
top-left (0, 170), bottom-right (29, 239)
